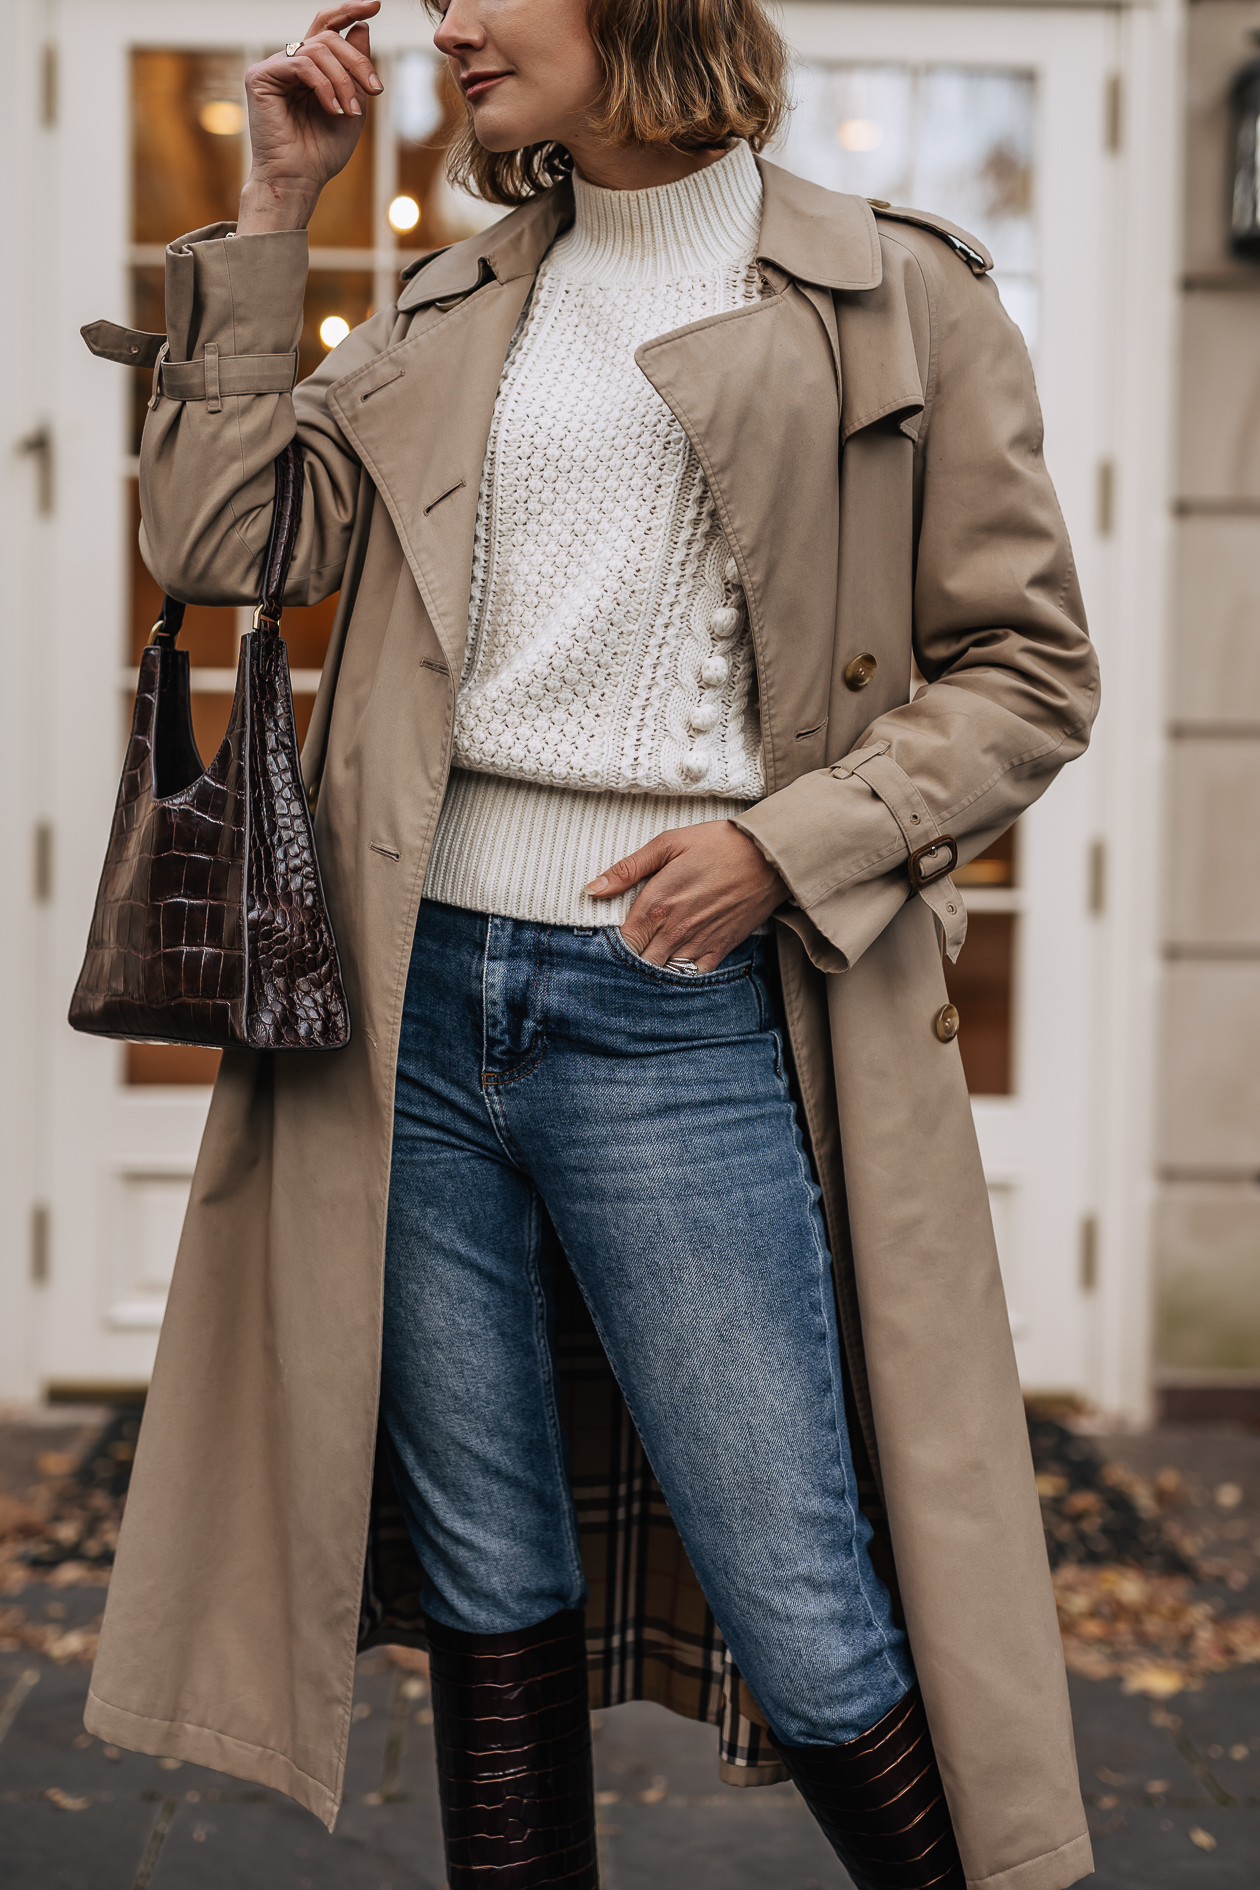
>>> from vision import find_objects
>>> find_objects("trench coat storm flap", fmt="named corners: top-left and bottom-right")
top-left (81, 158), bottom-right (1099, 1890)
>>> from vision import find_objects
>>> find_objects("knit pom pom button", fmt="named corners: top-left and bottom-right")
top-left (700, 655), bottom-right (729, 688)
top-left (688, 701), bottom-right (720, 734)
top-left (724, 557), bottom-right (740, 585)
top-left (709, 605), bottom-right (742, 640)
top-left (680, 752), bottom-right (711, 782)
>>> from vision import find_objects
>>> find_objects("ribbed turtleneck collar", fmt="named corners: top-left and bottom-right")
top-left (545, 140), bottom-right (763, 284)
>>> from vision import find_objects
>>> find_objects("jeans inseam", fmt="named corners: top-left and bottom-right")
top-left (547, 1147), bottom-right (826, 1735)
top-left (521, 1188), bottom-right (588, 1608)
top-left (780, 1060), bottom-right (911, 1712)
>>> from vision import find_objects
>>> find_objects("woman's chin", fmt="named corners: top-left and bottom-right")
top-left (469, 104), bottom-right (548, 154)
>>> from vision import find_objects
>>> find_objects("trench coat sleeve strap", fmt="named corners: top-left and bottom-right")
top-left (134, 221), bottom-right (395, 610)
top-left (735, 250), bottom-right (1099, 977)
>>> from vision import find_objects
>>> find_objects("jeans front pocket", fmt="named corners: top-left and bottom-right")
top-left (606, 925), bottom-right (756, 987)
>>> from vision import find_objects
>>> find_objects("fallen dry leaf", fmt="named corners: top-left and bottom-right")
top-left (35, 1454), bottom-right (77, 1479)
top-left (0, 1496), bottom-right (46, 1541)
top-left (1189, 1827), bottom-right (1217, 1852)
top-left (383, 1644), bottom-right (429, 1675)
top-left (1155, 1468), bottom-right (1185, 1504)
top-left (44, 1788), bottom-right (90, 1812)
top-left (1121, 1665), bottom-right (1192, 1699)
top-left (1054, 1563), bottom-right (1260, 1691)
top-left (638, 1775), bottom-right (668, 1804)
top-left (1214, 1485), bottom-right (1243, 1511)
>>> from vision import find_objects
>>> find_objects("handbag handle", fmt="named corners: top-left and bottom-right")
top-left (147, 440), bottom-right (305, 648)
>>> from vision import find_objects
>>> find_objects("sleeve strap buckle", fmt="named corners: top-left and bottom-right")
top-left (908, 835), bottom-right (958, 888)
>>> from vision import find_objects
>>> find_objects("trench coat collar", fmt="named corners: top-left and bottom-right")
top-left (331, 154), bottom-right (897, 676)
top-left (396, 152), bottom-right (884, 311)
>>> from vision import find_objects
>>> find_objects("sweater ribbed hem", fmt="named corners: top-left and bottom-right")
top-left (423, 771), bottom-right (754, 925)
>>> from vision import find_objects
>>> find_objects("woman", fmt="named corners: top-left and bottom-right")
top-left (82, 3), bottom-right (1098, 1887)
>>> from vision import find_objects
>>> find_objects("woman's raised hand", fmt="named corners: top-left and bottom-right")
top-left (238, 4), bottom-right (384, 234)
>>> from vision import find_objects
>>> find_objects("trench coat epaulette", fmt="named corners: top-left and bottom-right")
top-left (864, 201), bottom-right (994, 278)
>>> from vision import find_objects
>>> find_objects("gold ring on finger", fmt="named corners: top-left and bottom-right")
top-left (285, 38), bottom-right (305, 56)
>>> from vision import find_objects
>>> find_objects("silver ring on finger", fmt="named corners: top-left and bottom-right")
top-left (285, 38), bottom-right (305, 56)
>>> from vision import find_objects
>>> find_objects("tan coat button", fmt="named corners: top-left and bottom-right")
top-left (935, 1004), bottom-right (960, 1043)
top-left (844, 652), bottom-right (878, 691)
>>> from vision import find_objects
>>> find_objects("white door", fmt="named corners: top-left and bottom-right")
top-left (33, 0), bottom-right (494, 1396)
top-left (776, 5), bottom-right (1121, 1395)
top-left (25, 1), bottom-right (1127, 1400)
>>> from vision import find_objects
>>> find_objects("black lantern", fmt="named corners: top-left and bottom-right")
top-left (1230, 43), bottom-right (1260, 260)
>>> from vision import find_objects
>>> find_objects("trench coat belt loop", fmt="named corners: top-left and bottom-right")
top-left (848, 751), bottom-right (967, 961)
top-left (148, 340), bottom-right (170, 411)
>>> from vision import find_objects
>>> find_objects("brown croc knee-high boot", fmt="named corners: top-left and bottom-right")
top-left (425, 1607), bottom-right (599, 1889)
top-left (775, 1686), bottom-right (965, 1890)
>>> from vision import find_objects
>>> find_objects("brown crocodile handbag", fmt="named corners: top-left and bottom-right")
top-left (69, 443), bottom-right (350, 1052)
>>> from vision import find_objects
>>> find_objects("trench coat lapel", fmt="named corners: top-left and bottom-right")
top-left (325, 159), bottom-right (925, 699)
top-left (632, 159), bottom-right (912, 796)
top-left (324, 193), bottom-right (569, 675)
top-left (636, 291), bottom-right (843, 797)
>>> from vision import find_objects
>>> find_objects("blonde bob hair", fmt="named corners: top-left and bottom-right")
top-left (429, 0), bottom-right (791, 206)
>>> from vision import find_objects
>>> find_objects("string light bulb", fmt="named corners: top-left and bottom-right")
top-left (837, 119), bottom-right (882, 152)
top-left (388, 194), bottom-right (421, 232)
top-left (199, 100), bottom-right (245, 136)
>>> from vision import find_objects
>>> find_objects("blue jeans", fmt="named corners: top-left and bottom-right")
top-left (381, 901), bottom-right (914, 1745)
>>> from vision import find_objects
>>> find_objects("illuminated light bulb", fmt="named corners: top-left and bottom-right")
top-left (319, 316), bottom-right (351, 350)
top-left (388, 194), bottom-right (422, 233)
top-left (837, 118), bottom-right (882, 153)
top-left (199, 99), bottom-right (245, 137)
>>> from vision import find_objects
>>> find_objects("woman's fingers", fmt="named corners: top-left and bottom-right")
top-left (342, 23), bottom-right (383, 89)
top-left (303, 1), bottom-right (380, 40)
top-left (586, 835), bottom-right (671, 898)
top-left (288, 39), bottom-right (365, 115)
top-left (589, 821), bottom-right (787, 967)
top-left (292, 7), bottom-right (383, 100)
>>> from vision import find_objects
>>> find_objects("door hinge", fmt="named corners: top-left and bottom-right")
top-left (1088, 837), bottom-right (1106, 916)
top-left (41, 44), bottom-right (58, 129)
top-left (1079, 1214), bottom-right (1099, 1294)
top-left (31, 1204), bottom-right (51, 1285)
top-left (16, 425), bottom-right (54, 515)
top-left (1104, 72), bottom-right (1122, 154)
top-left (33, 822), bottom-right (53, 902)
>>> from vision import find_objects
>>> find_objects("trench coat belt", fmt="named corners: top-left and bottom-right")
top-left (846, 750), bottom-right (967, 961)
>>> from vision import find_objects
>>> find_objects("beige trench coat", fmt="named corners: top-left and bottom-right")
top-left (83, 157), bottom-right (1099, 1890)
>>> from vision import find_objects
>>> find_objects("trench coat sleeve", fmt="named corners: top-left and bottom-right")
top-left (135, 222), bottom-right (394, 607)
top-left (735, 255), bottom-right (1099, 975)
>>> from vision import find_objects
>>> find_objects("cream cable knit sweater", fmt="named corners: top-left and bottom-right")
top-left (423, 142), bottom-right (766, 926)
